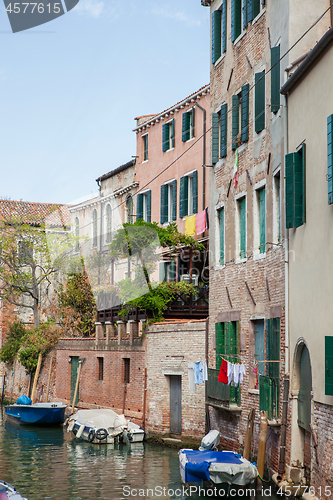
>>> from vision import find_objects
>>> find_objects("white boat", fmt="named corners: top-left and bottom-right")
top-left (0, 479), bottom-right (28, 499)
top-left (66, 409), bottom-right (144, 444)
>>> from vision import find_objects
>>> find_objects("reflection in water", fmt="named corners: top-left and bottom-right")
top-left (0, 409), bottom-right (276, 500)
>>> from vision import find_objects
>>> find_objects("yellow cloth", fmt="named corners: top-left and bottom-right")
top-left (185, 215), bottom-right (196, 236)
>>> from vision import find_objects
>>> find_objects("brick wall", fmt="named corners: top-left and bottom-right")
top-left (311, 402), bottom-right (333, 491)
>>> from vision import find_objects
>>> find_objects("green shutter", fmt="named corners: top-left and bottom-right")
top-left (219, 208), bottom-right (225, 265)
top-left (212, 113), bottom-right (220, 164)
top-left (271, 46), bottom-right (280, 113)
top-left (192, 107), bottom-right (195, 138)
top-left (325, 336), bottom-right (333, 396)
top-left (285, 151), bottom-right (304, 229)
top-left (252, 0), bottom-right (260, 17)
top-left (247, 0), bottom-right (252, 23)
top-left (240, 197), bottom-right (246, 259)
top-left (212, 9), bottom-right (222, 63)
top-left (266, 318), bottom-right (280, 379)
top-left (160, 185), bottom-right (164, 223)
top-left (137, 194), bottom-right (143, 221)
top-left (222, 0), bottom-right (227, 53)
top-left (182, 112), bottom-right (191, 142)
top-left (231, 0), bottom-right (241, 42)
top-left (242, 0), bottom-right (247, 30)
top-left (172, 180), bottom-right (177, 220)
top-left (169, 260), bottom-right (176, 282)
top-left (259, 375), bottom-right (273, 419)
top-left (298, 346), bottom-right (312, 431)
top-left (215, 322), bottom-right (225, 369)
top-left (162, 123), bottom-right (168, 152)
top-left (183, 176), bottom-right (188, 217)
top-left (159, 262), bottom-right (167, 282)
top-left (147, 190), bottom-right (151, 223)
top-left (220, 103), bottom-right (228, 158)
top-left (241, 84), bottom-right (249, 142)
top-left (193, 170), bottom-right (198, 214)
top-left (162, 184), bottom-right (169, 223)
top-left (259, 187), bottom-right (266, 253)
top-left (179, 177), bottom-right (185, 218)
top-left (232, 94), bottom-right (239, 150)
top-left (255, 71), bottom-right (265, 133)
top-left (328, 115), bottom-right (333, 204)
top-left (171, 119), bottom-right (175, 148)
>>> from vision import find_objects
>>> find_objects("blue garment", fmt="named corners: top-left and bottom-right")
top-left (194, 361), bottom-right (204, 384)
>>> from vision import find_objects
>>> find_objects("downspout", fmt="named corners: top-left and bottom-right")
top-left (195, 102), bottom-right (206, 211)
top-left (282, 73), bottom-right (289, 376)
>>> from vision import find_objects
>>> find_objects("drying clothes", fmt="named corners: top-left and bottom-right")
top-left (202, 360), bottom-right (208, 381)
top-left (239, 365), bottom-right (246, 384)
top-left (194, 361), bottom-right (204, 384)
top-left (227, 362), bottom-right (234, 384)
top-left (188, 362), bottom-right (197, 393)
top-left (196, 210), bottom-right (207, 235)
top-left (185, 215), bottom-right (196, 236)
top-left (234, 364), bottom-right (241, 387)
top-left (218, 359), bottom-right (228, 384)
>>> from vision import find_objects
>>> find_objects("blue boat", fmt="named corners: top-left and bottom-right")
top-left (0, 479), bottom-right (28, 499)
top-left (5, 402), bottom-right (67, 425)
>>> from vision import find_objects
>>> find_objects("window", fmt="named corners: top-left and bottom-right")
top-left (105, 204), bottom-right (112, 243)
top-left (126, 195), bottom-right (134, 223)
top-left (271, 45), bottom-right (280, 113)
top-left (325, 336), bottom-right (333, 396)
top-left (218, 207), bottom-right (225, 265)
top-left (232, 94), bottom-right (240, 150)
top-left (212, 1), bottom-right (227, 64)
top-left (215, 321), bottom-right (241, 405)
top-left (75, 217), bottom-right (80, 252)
top-left (231, 0), bottom-right (242, 42)
top-left (212, 112), bottom-right (220, 164)
top-left (285, 143), bottom-right (306, 228)
top-left (137, 191), bottom-right (151, 222)
top-left (179, 171), bottom-right (198, 217)
top-left (259, 318), bottom-right (280, 420)
top-left (162, 119), bottom-right (175, 152)
top-left (273, 171), bottom-right (281, 244)
top-left (246, 0), bottom-right (261, 24)
top-left (212, 104), bottom-right (228, 162)
top-left (182, 108), bottom-right (195, 142)
top-left (236, 197), bottom-right (246, 259)
top-left (254, 186), bottom-right (266, 255)
top-left (98, 357), bottom-right (104, 381)
top-left (143, 134), bottom-right (148, 161)
top-left (92, 209), bottom-right (98, 247)
top-left (241, 84), bottom-right (249, 142)
top-left (328, 114), bottom-right (333, 204)
top-left (18, 240), bottom-right (33, 264)
top-left (160, 181), bottom-right (177, 223)
top-left (123, 358), bottom-right (130, 384)
top-left (255, 71), bottom-right (265, 133)
top-left (159, 260), bottom-right (176, 282)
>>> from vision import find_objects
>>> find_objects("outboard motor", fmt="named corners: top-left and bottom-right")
top-left (199, 430), bottom-right (220, 451)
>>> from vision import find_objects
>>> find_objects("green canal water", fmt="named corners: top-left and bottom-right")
top-left (0, 409), bottom-right (278, 500)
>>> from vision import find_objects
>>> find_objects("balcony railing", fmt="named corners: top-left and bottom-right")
top-left (206, 368), bottom-right (230, 405)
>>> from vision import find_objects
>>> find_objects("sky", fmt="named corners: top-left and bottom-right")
top-left (0, 0), bottom-right (210, 205)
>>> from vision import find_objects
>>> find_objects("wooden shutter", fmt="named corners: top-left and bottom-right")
top-left (231, 0), bottom-right (241, 42)
top-left (219, 208), bottom-right (225, 265)
top-left (169, 260), bottom-right (176, 282)
top-left (242, 0), bottom-right (247, 30)
top-left (259, 375), bottom-right (273, 419)
top-left (160, 185), bottom-right (164, 223)
top-left (247, 0), bottom-right (253, 23)
top-left (328, 115), bottom-right (333, 204)
top-left (161, 184), bottom-right (168, 223)
top-left (137, 193), bottom-right (143, 221)
top-left (255, 71), bottom-right (265, 133)
top-left (298, 346), bottom-right (312, 431)
top-left (159, 262), bottom-right (167, 282)
top-left (252, 0), bottom-right (260, 17)
top-left (232, 94), bottom-right (239, 150)
top-left (222, 0), bottom-right (227, 53)
top-left (179, 177), bottom-right (185, 218)
top-left (241, 84), bottom-right (249, 142)
top-left (147, 190), bottom-right (151, 223)
top-left (192, 107), bottom-right (195, 138)
top-left (212, 113), bottom-right (220, 164)
top-left (162, 123), bottom-right (168, 152)
top-left (285, 150), bottom-right (304, 229)
top-left (259, 187), bottom-right (266, 253)
top-left (325, 336), bottom-right (333, 396)
top-left (215, 322), bottom-right (225, 369)
top-left (271, 46), bottom-right (280, 113)
top-left (171, 119), bottom-right (175, 148)
top-left (193, 170), bottom-right (198, 214)
top-left (220, 103), bottom-right (228, 158)
top-left (182, 112), bottom-right (190, 142)
top-left (240, 198), bottom-right (246, 259)
top-left (266, 318), bottom-right (280, 378)
top-left (172, 180), bottom-right (177, 220)
top-left (212, 9), bottom-right (222, 63)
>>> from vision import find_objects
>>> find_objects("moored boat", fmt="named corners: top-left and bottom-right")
top-left (0, 479), bottom-right (28, 499)
top-left (5, 402), bottom-right (67, 425)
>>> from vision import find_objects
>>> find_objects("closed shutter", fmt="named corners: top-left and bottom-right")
top-left (219, 208), bottom-right (224, 265)
top-left (298, 346), bottom-right (312, 431)
top-left (212, 9), bottom-right (222, 64)
top-left (232, 94), bottom-right (239, 150)
top-left (231, 0), bottom-right (241, 42)
top-left (259, 187), bottom-right (266, 253)
top-left (241, 84), bottom-right (249, 142)
top-left (192, 107), bottom-right (195, 138)
top-left (285, 151), bottom-right (304, 229)
top-left (220, 103), bottom-right (228, 157)
top-left (137, 194), bottom-right (143, 221)
top-left (259, 375), bottom-right (273, 419)
top-left (160, 185), bottom-right (164, 223)
top-left (171, 119), bottom-right (175, 148)
top-left (147, 190), bottom-right (151, 222)
top-left (242, 0), bottom-right (247, 30)
top-left (222, 0), bottom-right (227, 52)
top-left (252, 0), bottom-right (260, 18)
top-left (255, 71), bottom-right (265, 133)
top-left (179, 177), bottom-right (185, 218)
top-left (240, 198), bottom-right (246, 259)
top-left (169, 260), bottom-right (176, 282)
top-left (215, 322), bottom-right (225, 369)
top-left (159, 262), bottom-right (167, 282)
top-left (193, 170), bottom-right (198, 214)
top-left (161, 184), bottom-right (168, 223)
top-left (328, 115), bottom-right (333, 204)
top-left (212, 113), bottom-right (220, 164)
top-left (325, 336), bottom-right (333, 396)
top-left (266, 318), bottom-right (280, 379)
top-left (172, 180), bottom-right (177, 220)
top-left (271, 46), bottom-right (280, 113)
top-left (247, 0), bottom-right (252, 23)
top-left (162, 123), bottom-right (168, 152)
top-left (182, 112), bottom-right (190, 142)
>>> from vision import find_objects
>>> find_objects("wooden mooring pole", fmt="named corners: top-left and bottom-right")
top-left (257, 411), bottom-right (268, 490)
top-left (31, 352), bottom-right (43, 404)
top-left (45, 356), bottom-right (53, 403)
top-left (71, 360), bottom-right (83, 414)
top-left (244, 408), bottom-right (255, 460)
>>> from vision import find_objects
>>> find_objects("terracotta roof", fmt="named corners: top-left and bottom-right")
top-left (0, 199), bottom-right (71, 228)
top-left (134, 114), bottom-right (158, 120)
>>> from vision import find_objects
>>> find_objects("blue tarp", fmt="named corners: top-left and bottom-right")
top-left (16, 395), bottom-right (32, 405)
top-left (183, 450), bottom-right (243, 483)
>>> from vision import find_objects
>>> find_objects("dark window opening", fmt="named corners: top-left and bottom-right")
top-left (124, 358), bottom-right (130, 384)
top-left (98, 357), bottom-right (104, 381)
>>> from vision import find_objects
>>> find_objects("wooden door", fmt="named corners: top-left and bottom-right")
top-left (170, 375), bottom-right (182, 435)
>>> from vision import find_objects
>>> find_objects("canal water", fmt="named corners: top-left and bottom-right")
top-left (0, 409), bottom-right (278, 500)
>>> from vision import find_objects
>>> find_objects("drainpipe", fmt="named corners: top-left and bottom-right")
top-left (282, 72), bottom-right (289, 376)
top-left (195, 102), bottom-right (206, 211)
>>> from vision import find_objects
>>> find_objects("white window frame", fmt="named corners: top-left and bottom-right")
top-left (235, 192), bottom-right (247, 263)
top-left (165, 119), bottom-right (174, 152)
top-left (142, 133), bottom-right (148, 162)
top-left (253, 180), bottom-right (266, 260)
top-left (215, 203), bottom-right (225, 269)
top-left (164, 179), bottom-right (176, 223)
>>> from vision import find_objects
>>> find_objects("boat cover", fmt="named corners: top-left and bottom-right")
top-left (72, 409), bottom-right (141, 437)
top-left (179, 449), bottom-right (258, 486)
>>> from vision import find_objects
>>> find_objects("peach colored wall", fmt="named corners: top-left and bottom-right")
top-left (134, 90), bottom-right (210, 238)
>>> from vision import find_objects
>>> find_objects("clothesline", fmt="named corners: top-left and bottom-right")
top-left (185, 208), bottom-right (209, 236)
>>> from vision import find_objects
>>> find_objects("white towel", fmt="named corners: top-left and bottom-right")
top-left (188, 362), bottom-right (197, 392)
top-left (202, 360), bottom-right (208, 381)
top-left (227, 362), bottom-right (234, 384)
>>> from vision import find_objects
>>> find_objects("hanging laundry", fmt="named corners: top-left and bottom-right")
top-left (188, 362), bottom-right (197, 393)
top-left (227, 362), bottom-right (234, 384)
top-left (218, 359), bottom-right (228, 384)
top-left (239, 365), bottom-right (246, 385)
top-left (234, 364), bottom-right (241, 387)
top-left (196, 209), bottom-right (207, 235)
top-left (202, 360), bottom-right (208, 381)
top-left (205, 207), bottom-right (209, 229)
top-left (194, 361), bottom-right (204, 384)
top-left (185, 215), bottom-right (196, 236)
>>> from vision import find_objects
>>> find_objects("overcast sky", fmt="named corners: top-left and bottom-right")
top-left (0, 0), bottom-right (210, 204)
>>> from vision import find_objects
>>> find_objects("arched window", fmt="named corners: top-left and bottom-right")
top-left (106, 204), bottom-right (112, 243)
top-left (75, 217), bottom-right (80, 252)
top-left (92, 209), bottom-right (98, 247)
top-left (126, 195), bottom-right (133, 223)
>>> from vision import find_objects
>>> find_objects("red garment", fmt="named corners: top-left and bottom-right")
top-left (218, 359), bottom-right (228, 384)
top-left (196, 209), bottom-right (207, 235)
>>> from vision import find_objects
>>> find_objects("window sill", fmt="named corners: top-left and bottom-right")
top-left (238, 143), bottom-right (247, 154)
top-left (214, 264), bottom-right (226, 271)
top-left (253, 252), bottom-right (266, 261)
top-left (248, 389), bottom-right (259, 395)
top-left (213, 53), bottom-right (226, 67)
top-left (185, 136), bottom-right (196, 144)
top-left (164, 148), bottom-right (174, 153)
top-left (268, 419), bottom-right (281, 427)
top-left (233, 30), bottom-right (246, 47)
top-left (236, 257), bottom-right (247, 265)
top-left (142, 159), bottom-right (148, 164)
top-left (206, 401), bottom-right (242, 413)
top-left (252, 8), bottom-right (266, 26)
